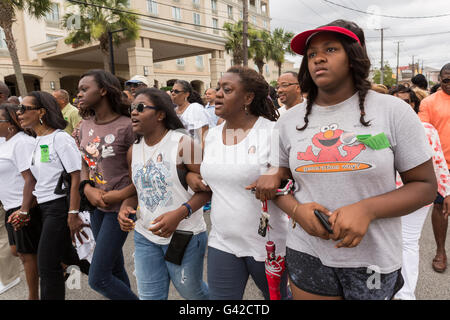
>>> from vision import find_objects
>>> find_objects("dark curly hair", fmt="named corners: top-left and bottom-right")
top-left (296, 19), bottom-right (371, 131)
top-left (388, 84), bottom-right (420, 113)
top-left (79, 69), bottom-right (130, 119)
top-left (226, 65), bottom-right (279, 121)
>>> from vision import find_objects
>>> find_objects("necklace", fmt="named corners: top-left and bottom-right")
top-left (142, 129), bottom-right (169, 173)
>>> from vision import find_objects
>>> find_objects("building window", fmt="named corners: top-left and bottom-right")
top-left (172, 7), bottom-right (182, 20)
top-left (193, 13), bottom-right (201, 25)
top-left (147, 0), bottom-right (158, 14)
top-left (196, 56), bottom-right (204, 68)
top-left (251, 15), bottom-right (256, 25)
top-left (176, 58), bottom-right (185, 65)
top-left (261, 2), bottom-right (267, 14)
top-left (265, 65), bottom-right (269, 75)
top-left (239, 10), bottom-right (243, 19)
top-left (45, 3), bottom-right (60, 22)
top-left (211, 0), bottom-right (217, 11)
top-left (227, 5), bottom-right (233, 18)
top-left (0, 28), bottom-right (6, 49)
top-left (263, 19), bottom-right (267, 29)
top-left (212, 18), bottom-right (219, 33)
top-left (249, 0), bottom-right (255, 6)
top-left (193, 0), bottom-right (200, 8)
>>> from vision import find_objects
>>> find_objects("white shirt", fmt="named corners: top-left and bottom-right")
top-left (30, 130), bottom-right (82, 204)
top-left (200, 117), bottom-right (289, 261)
top-left (177, 103), bottom-right (210, 132)
top-left (132, 130), bottom-right (207, 245)
top-left (0, 132), bottom-right (35, 211)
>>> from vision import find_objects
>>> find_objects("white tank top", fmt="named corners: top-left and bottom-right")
top-left (132, 130), bottom-right (207, 245)
top-left (200, 117), bottom-right (289, 261)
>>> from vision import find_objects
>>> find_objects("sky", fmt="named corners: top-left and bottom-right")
top-left (269, 0), bottom-right (450, 72)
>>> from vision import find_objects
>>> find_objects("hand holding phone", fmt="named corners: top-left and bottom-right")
top-left (314, 209), bottom-right (333, 234)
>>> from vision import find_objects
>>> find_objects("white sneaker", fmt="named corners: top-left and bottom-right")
top-left (0, 277), bottom-right (20, 295)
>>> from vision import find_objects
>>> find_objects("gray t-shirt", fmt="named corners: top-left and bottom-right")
top-left (271, 90), bottom-right (431, 273)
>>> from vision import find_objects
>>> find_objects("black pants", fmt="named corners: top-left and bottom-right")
top-left (37, 197), bottom-right (87, 300)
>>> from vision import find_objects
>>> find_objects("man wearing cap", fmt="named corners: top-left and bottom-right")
top-left (125, 75), bottom-right (150, 97)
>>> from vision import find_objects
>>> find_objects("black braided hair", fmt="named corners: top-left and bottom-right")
top-left (296, 19), bottom-right (371, 130)
top-left (226, 65), bottom-right (279, 121)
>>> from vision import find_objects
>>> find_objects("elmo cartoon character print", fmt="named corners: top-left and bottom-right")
top-left (298, 123), bottom-right (365, 163)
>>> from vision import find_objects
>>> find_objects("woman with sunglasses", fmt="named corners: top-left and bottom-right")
top-left (171, 80), bottom-right (209, 145)
top-left (77, 69), bottom-right (138, 300)
top-left (0, 103), bottom-right (40, 299)
top-left (252, 20), bottom-right (437, 300)
top-left (117, 88), bottom-right (210, 300)
top-left (17, 91), bottom-right (89, 300)
top-left (389, 85), bottom-right (450, 300)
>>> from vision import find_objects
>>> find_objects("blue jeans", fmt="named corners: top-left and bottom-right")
top-left (134, 230), bottom-right (209, 300)
top-left (207, 246), bottom-right (290, 300)
top-left (88, 209), bottom-right (138, 300)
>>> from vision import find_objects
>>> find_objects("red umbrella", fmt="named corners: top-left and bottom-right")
top-left (260, 200), bottom-right (286, 300)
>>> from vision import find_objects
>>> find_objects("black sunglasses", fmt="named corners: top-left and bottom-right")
top-left (17, 104), bottom-right (42, 114)
top-left (129, 103), bottom-right (157, 113)
top-left (128, 82), bottom-right (144, 88)
top-left (170, 89), bottom-right (185, 94)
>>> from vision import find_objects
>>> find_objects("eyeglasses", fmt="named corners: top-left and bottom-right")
top-left (170, 89), bottom-right (185, 94)
top-left (17, 104), bottom-right (41, 114)
top-left (0, 120), bottom-right (9, 123)
top-left (129, 103), bottom-right (157, 113)
top-left (442, 78), bottom-right (450, 84)
top-left (275, 83), bottom-right (299, 90)
top-left (128, 82), bottom-right (144, 88)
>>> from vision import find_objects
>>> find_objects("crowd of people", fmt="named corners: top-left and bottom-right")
top-left (0, 19), bottom-right (448, 301)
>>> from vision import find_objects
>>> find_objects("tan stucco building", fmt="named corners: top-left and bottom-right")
top-left (0, 0), bottom-right (295, 98)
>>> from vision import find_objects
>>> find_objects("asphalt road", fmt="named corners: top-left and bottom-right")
top-left (1, 206), bottom-right (449, 300)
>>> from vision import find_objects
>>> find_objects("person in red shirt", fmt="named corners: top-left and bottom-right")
top-left (418, 63), bottom-right (450, 273)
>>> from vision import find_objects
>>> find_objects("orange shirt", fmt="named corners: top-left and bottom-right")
top-left (419, 90), bottom-right (450, 167)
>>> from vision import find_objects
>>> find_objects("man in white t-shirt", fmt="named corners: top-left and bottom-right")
top-left (276, 71), bottom-right (304, 116)
top-left (0, 81), bottom-right (21, 295)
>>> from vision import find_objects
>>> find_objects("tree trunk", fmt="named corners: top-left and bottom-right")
top-left (0, 5), bottom-right (27, 97)
top-left (257, 61), bottom-right (264, 75)
top-left (278, 62), bottom-right (282, 77)
top-left (103, 53), bottom-right (110, 73)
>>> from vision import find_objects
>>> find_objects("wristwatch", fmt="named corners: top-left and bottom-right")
top-left (182, 203), bottom-right (193, 219)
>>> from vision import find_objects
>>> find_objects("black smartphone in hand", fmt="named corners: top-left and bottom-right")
top-left (314, 210), bottom-right (333, 234)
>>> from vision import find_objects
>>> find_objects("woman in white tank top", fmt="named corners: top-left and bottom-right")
top-left (117, 88), bottom-right (210, 300)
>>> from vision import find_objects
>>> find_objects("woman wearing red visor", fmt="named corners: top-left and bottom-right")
top-left (252, 20), bottom-right (437, 300)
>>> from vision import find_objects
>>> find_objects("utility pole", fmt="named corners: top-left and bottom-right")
top-left (242, 0), bottom-right (248, 66)
top-left (394, 41), bottom-right (403, 86)
top-left (108, 28), bottom-right (127, 75)
top-left (411, 55), bottom-right (415, 78)
top-left (375, 28), bottom-right (387, 85)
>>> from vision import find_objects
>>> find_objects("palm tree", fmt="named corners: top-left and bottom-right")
top-left (269, 28), bottom-right (295, 77)
top-left (249, 29), bottom-right (271, 74)
top-left (62, 0), bottom-right (139, 72)
top-left (223, 20), bottom-right (245, 66)
top-left (0, 0), bottom-right (52, 96)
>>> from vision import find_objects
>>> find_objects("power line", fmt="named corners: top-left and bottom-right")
top-left (323, 0), bottom-right (450, 19)
top-left (366, 30), bottom-right (450, 39)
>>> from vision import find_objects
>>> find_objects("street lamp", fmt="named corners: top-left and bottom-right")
top-left (108, 28), bottom-right (127, 75)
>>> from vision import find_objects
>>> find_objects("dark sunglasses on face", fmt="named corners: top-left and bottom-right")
top-left (442, 78), bottom-right (450, 84)
top-left (128, 82), bottom-right (144, 88)
top-left (17, 104), bottom-right (41, 114)
top-left (170, 89), bottom-right (185, 94)
top-left (129, 103), bottom-right (157, 113)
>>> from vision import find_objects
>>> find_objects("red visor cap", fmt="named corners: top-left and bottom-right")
top-left (290, 26), bottom-right (361, 56)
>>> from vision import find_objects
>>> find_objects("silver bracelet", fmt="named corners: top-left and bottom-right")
top-left (18, 211), bottom-right (28, 216)
top-left (68, 210), bottom-right (79, 215)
